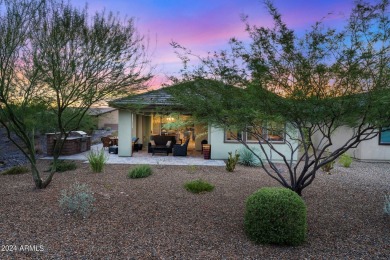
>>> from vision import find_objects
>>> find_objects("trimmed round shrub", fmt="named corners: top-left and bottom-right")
top-left (244, 187), bottom-right (307, 246)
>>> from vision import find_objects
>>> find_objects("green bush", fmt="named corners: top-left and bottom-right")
top-left (1, 166), bottom-right (29, 175)
top-left (53, 160), bottom-right (77, 172)
top-left (321, 149), bottom-right (335, 173)
top-left (127, 165), bottom-right (153, 179)
top-left (384, 194), bottom-right (390, 215)
top-left (238, 147), bottom-right (260, 167)
top-left (339, 153), bottom-right (353, 168)
top-left (226, 151), bottom-right (240, 172)
top-left (184, 179), bottom-right (214, 193)
top-left (244, 187), bottom-right (307, 246)
top-left (86, 149), bottom-right (108, 173)
top-left (59, 182), bottom-right (95, 218)
top-left (321, 160), bottom-right (335, 173)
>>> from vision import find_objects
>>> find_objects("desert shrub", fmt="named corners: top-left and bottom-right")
top-left (128, 165), bottom-right (153, 179)
top-left (184, 179), bottom-right (214, 193)
top-left (238, 147), bottom-right (260, 167)
top-left (339, 153), bottom-right (353, 168)
top-left (226, 151), bottom-right (240, 172)
top-left (53, 160), bottom-right (77, 172)
top-left (86, 149), bottom-right (108, 173)
top-left (321, 160), bottom-right (335, 173)
top-left (384, 194), bottom-right (390, 215)
top-left (244, 187), bottom-right (307, 246)
top-left (59, 182), bottom-right (95, 218)
top-left (1, 166), bottom-right (29, 175)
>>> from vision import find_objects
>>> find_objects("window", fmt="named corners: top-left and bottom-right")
top-left (225, 129), bottom-right (242, 142)
top-left (379, 127), bottom-right (390, 145)
top-left (266, 122), bottom-right (285, 142)
top-left (246, 125), bottom-right (265, 143)
top-left (224, 122), bottom-right (285, 143)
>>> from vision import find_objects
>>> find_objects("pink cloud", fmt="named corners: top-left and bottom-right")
top-left (71, 0), bottom-right (357, 86)
top-left (138, 5), bottom-right (271, 75)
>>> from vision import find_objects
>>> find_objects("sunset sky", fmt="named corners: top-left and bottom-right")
top-left (71, 0), bottom-right (356, 86)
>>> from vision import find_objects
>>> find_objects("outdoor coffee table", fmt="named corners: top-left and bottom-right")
top-left (152, 146), bottom-right (169, 156)
top-left (109, 146), bottom-right (118, 154)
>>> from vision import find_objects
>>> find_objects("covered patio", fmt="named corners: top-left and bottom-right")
top-left (44, 143), bottom-right (225, 166)
top-left (109, 87), bottom-right (210, 158)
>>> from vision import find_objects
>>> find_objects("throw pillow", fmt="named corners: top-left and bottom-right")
top-left (166, 140), bottom-right (172, 147)
top-left (150, 140), bottom-right (156, 146)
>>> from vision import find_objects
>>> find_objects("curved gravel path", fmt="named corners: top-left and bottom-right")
top-left (0, 160), bottom-right (389, 259)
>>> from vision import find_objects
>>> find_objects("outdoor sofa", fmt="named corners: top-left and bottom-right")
top-left (148, 135), bottom-right (176, 155)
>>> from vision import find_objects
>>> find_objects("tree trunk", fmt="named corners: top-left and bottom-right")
top-left (30, 163), bottom-right (43, 189)
top-left (290, 183), bottom-right (303, 196)
top-left (294, 188), bottom-right (303, 197)
top-left (42, 170), bottom-right (56, 188)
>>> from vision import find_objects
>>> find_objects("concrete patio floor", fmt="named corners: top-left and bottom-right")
top-left (43, 144), bottom-right (225, 166)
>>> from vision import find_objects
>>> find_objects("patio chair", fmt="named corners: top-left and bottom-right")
top-left (173, 138), bottom-right (190, 156)
top-left (101, 136), bottom-right (112, 149)
top-left (132, 137), bottom-right (139, 152)
top-left (109, 136), bottom-right (118, 146)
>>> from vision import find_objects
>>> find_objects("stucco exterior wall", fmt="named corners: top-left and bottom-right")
top-left (118, 110), bottom-right (133, 156)
top-left (354, 137), bottom-right (390, 161)
top-left (97, 110), bottom-right (118, 130)
top-left (311, 126), bottom-right (390, 161)
top-left (209, 126), bottom-right (298, 162)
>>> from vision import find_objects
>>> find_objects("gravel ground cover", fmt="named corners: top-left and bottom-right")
top-left (0, 160), bottom-right (389, 259)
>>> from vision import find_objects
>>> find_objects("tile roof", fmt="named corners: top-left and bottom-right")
top-left (109, 87), bottom-right (182, 111)
top-left (87, 107), bottom-right (117, 116)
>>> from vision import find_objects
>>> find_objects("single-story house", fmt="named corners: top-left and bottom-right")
top-left (108, 85), bottom-right (298, 161)
top-left (88, 107), bottom-right (119, 130)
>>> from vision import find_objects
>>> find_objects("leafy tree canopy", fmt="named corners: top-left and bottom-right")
top-left (0, 0), bottom-right (151, 188)
top-left (170, 0), bottom-right (390, 195)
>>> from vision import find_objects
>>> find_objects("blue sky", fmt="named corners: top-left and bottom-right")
top-left (71, 0), bottom-right (356, 87)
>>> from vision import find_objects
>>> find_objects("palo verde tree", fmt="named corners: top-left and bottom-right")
top-left (0, 0), bottom-right (45, 186)
top-left (170, 0), bottom-right (390, 195)
top-left (0, 0), bottom-right (151, 188)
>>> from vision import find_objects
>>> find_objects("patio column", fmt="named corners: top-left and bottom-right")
top-left (118, 110), bottom-right (133, 156)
